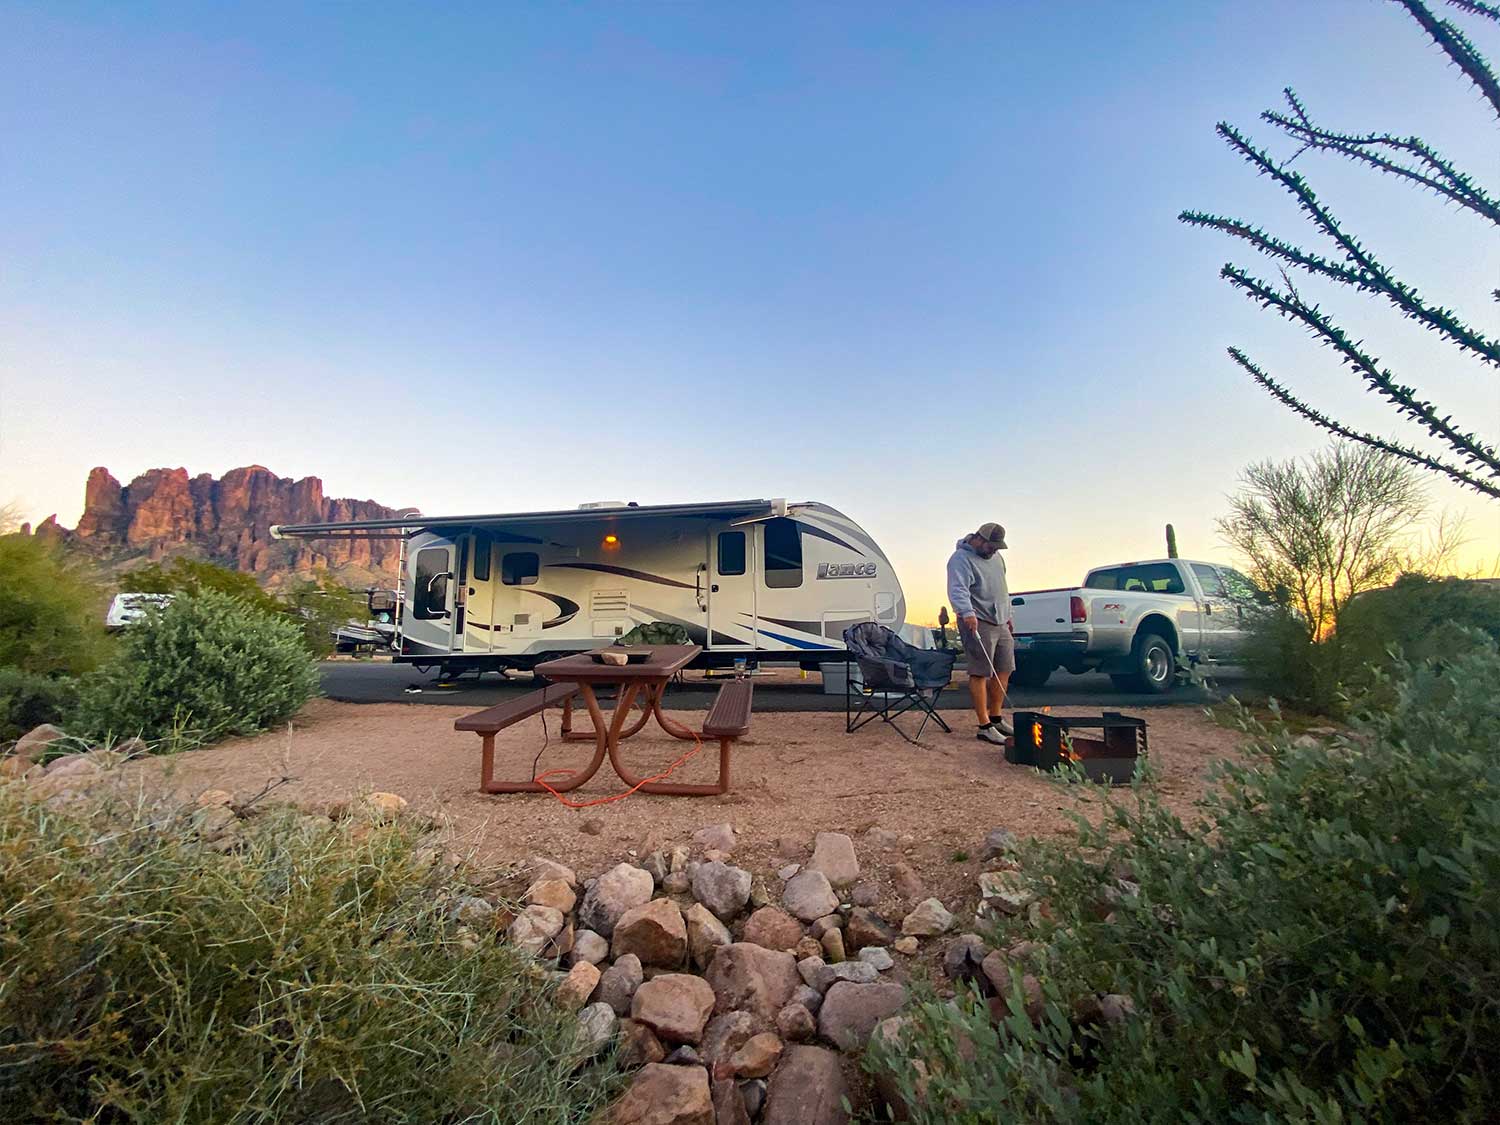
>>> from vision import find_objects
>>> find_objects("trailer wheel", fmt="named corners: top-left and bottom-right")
top-left (1125, 630), bottom-right (1176, 694)
top-left (1010, 661), bottom-right (1052, 689)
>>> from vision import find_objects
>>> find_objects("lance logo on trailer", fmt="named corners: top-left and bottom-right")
top-left (817, 562), bottom-right (878, 579)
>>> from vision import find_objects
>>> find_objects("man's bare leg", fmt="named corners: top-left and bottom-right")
top-left (968, 676), bottom-right (991, 725)
top-left (989, 673), bottom-right (1012, 733)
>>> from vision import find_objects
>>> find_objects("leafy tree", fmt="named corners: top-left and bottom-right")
top-left (281, 574), bottom-right (369, 658)
top-left (118, 556), bottom-right (282, 617)
top-left (1182, 0), bottom-right (1499, 500)
top-left (0, 533), bottom-right (108, 677)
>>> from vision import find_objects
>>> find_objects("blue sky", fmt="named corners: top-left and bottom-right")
top-left (2, 1), bottom-right (1496, 615)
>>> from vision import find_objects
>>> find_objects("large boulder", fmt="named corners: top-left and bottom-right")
top-left (611, 1062), bottom-right (714, 1125)
top-left (579, 863), bottom-right (655, 937)
top-left (782, 870), bottom-right (839, 922)
top-left (742, 907), bottom-right (804, 952)
top-left (691, 861), bottom-right (752, 920)
top-left (630, 974), bottom-right (716, 1045)
top-left (818, 981), bottom-right (908, 1051)
top-left (763, 1045), bottom-right (851, 1125)
top-left (612, 898), bottom-right (688, 968)
top-left (597, 953), bottom-right (645, 1016)
top-left (507, 905), bottom-right (565, 957)
top-left (901, 898), bottom-right (954, 937)
top-left (845, 907), bottom-right (899, 952)
top-left (805, 832), bottom-right (860, 887)
top-left (704, 943), bottom-right (800, 1023)
top-left (684, 902), bottom-right (731, 970)
top-left (13, 723), bottom-right (66, 763)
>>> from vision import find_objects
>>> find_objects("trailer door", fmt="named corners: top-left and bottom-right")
top-left (707, 524), bottom-right (755, 650)
top-left (406, 538), bottom-right (457, 656)
top-left (461, 533), bottom-right (493, 654)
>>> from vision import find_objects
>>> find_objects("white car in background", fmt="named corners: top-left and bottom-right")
top-left (105, 593), bottom-right (174, 630)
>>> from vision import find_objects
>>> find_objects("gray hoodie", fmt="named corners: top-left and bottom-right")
top-left (946, 538), bottom-right (1011, 625)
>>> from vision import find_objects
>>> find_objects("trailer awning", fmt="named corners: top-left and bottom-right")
top-left (271, 499), bottom-right (786, 540)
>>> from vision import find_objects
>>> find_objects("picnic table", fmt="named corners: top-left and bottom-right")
top-left (455, 644), bottom-right (754, 798)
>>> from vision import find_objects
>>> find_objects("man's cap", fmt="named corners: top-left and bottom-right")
top-left (975, 522), bottom-right (1007, 549)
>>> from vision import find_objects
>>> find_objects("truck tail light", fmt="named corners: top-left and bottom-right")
top-left (1070, 595), bottom-right (1087, 623)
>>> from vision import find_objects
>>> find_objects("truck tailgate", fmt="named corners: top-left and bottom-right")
top-left (1009, 589), bottom-right (1079, 635)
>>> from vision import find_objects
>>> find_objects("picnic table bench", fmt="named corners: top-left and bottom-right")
top-left (452, 645), bottom-right (755, 797)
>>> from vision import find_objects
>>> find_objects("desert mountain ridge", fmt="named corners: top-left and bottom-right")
top-left (28, 465), bottom-right (405, 587)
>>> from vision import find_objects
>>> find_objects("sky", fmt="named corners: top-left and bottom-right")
top-left (2, 0), bottom-right (1497, 619)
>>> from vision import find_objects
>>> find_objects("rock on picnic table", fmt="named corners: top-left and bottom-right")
top-left (578, 863), bottom-right (654, 936)
top-left (612, 1062), bottom-right (714, 1125)
top-left (612, 898), bottom-right (688, 968)
top-left (806, 832), bottom-right (860, 887)
top-left (781, 870), bottom-right (838, 922)
top-left (901, 898), bottom-right (954, 937)
top-left (690, 861), bottom-right (751, 920)
top-left (631, 974), bottom-right (716, 1044)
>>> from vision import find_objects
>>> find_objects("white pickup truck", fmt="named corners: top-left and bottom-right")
top-left (1008, 558), bottom-right (1266, 693)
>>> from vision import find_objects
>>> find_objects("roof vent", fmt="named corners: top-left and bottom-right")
top-left (579, 501), bottom-right (629, 510)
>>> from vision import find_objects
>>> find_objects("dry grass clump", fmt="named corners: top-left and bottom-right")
top-left (0, 785), bottom-right (620, 1123)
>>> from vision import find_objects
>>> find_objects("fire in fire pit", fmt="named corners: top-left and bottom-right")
top-left (1004, 711), bottom-right (1147, 784)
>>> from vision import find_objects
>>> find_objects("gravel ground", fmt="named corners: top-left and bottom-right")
top-left (131, 698), bottom-right (1243, 917)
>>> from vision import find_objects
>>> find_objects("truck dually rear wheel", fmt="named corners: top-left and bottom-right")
top-left (1126, 630), bottom-right (1176, 694)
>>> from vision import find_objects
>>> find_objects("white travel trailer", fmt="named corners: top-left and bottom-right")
top-left (271, 498), bottom-right (905, 676)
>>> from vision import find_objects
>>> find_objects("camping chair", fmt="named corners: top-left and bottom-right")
top-left (843, 622), bottom-right (956, 744)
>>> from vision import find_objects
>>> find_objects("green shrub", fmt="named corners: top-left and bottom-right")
top-left (119, 555), bottom-right (283, 616)
top-left (866, 639), bottom-right (1500, 1123)
top-left (0, 791), bottom-right (621, 1122)
top-left (71, 590), bottom-right (320, 749)
top-left (283, 574), bottom-right (370, 658)
top-left (0, 668), bottom-right (77, 742)
top-left (1237, 604), bottom-right (1342, 713)
top-left (0, 533), bottom-right (108, 676)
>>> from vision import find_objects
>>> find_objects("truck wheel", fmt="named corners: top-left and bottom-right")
top-left (1126, 631), bottom-right (1176, 694)
top-left (1010, 662), bottom-right (1052, 689)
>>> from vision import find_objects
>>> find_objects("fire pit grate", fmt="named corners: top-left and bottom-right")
top-left (1004, 711), bottom-right (1148, 785)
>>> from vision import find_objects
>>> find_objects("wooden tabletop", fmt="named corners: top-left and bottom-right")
top-left (535, 644), bottom-right (702, 682)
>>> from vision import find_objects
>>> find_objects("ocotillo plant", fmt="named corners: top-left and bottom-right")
top-left (1181, 0), bottom-right (1499, 500)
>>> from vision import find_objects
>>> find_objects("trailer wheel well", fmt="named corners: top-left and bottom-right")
top-left (1135, 614), bottom-right (1179, 653)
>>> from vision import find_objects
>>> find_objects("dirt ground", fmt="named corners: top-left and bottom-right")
top-left (129, 697), bottom-right (1242, 913)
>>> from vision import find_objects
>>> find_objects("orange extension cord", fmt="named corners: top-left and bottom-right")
top-left (531, 710), bottom-right (706, 809)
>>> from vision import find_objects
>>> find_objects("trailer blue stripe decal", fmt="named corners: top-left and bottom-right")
top-left (754, 627), bottom-right (834, 650)
top-left (549, 562), bottom-right (695, 589)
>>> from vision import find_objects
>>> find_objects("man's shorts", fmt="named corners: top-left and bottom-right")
top-left (962, 620), bottom-right (1016, 678)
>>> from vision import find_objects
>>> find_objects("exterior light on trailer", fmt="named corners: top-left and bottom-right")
top-left (603, 534), bottom-right (619, 549)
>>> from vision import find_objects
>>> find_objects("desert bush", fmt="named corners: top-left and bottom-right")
top-left (866, 639), bottom-right (1500, 1123)
top-left (119, 555), bottom-right (283, 616)
top-left (0, 533), bottom-right (108, 676)
top-left (71, 590), bottom-right (320, 749)
top-left (0, 791), bottom-right (620, 1122)
top-left (0, 668), bottom-right (77, 742)
top-left (283, 574), bottom-right (370, 658)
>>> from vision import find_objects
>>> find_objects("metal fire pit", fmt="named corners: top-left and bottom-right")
top-left (1004, 711), bottom-right (1147, 784)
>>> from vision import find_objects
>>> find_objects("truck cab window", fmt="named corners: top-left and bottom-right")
top-left (413, 548), bottom-right (450, 619)
top-left (502, 552), bottom-right (539, 586)
top-left (717, 531), bottom-right (746, 576)
top-left (1191, 564), bottom-right (1227, 598)
top-left (762, 518), bottom-right (803, 589)
top-left (1085, 563), bottom-right (1185, 595)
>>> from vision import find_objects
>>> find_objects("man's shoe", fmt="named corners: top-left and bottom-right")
top-left (993, 716), bottom-right (1015, 737)
top-left (976, 724), bottom-right (1005, 745)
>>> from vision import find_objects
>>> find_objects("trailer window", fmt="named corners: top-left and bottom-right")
top-left (763, 518), bottom-right (803, 589)
top-left (1085, 563), bottom-right (1185, 595)
top-left (717, 531), bottom-right (746, 576)
top-left (413, 548), bottom-right (451, 619)
top-left (502, 552), bottom-right (539, 586)
top-left (471, 537), bottom-right (491, 582)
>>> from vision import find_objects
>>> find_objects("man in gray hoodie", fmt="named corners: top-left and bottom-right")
top-left (946, 522), bottom-right (1014, 745)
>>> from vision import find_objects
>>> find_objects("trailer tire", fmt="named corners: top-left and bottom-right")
top-left (1125, 630), bottom-right (1176, 694)
top-left (1010, 661), bottom-right (1052, 689)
